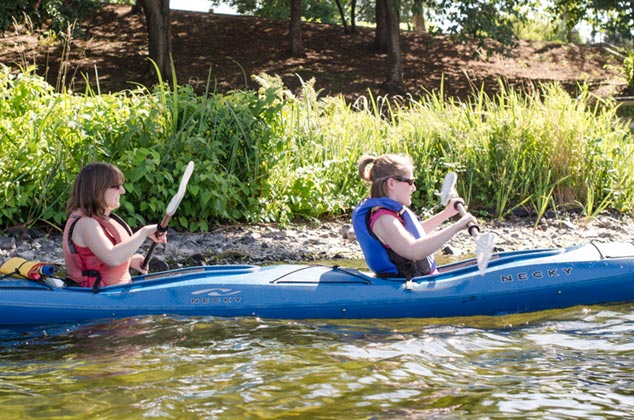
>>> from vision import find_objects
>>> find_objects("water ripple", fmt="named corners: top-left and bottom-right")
top-left (1, 304), bottom-right (634, 418)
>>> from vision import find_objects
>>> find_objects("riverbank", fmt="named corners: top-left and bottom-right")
top-left (1, 212), bottom-right (633, 271)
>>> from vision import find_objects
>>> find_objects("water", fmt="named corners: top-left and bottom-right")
top-left (1, 303), bottom-right (634, 419)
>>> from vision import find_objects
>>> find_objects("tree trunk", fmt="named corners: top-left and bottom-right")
top-left (130, 0), bottom-right (143, 15)
top-left (289, 0), bottom-right (304, 55)
top-left (413, 13), bottom-right (425, 32)
top-left (412, 0), bottom-right (425, 32)
top-left (138, 0), bottom-right (172, 84)
top-left (383, 0), bottom-right (403, 92)
top-left (350, 0), bottom-right (357, 34)
top-left (374, 0), bottom-right (388, 52)
top-left (350, 0), bottom-right (357, 33)
top-left (334, 0), bottom-right (349, 33)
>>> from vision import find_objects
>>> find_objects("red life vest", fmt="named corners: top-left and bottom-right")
top-left (63, 211), bottom-right (133, 290)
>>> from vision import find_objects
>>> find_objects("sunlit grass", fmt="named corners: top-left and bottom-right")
top-left (1, 66), bottom-right (632, 232)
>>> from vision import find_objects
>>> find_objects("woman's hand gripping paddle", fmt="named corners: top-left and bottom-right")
top-left (440, 172), bottom-right (496, 275)
top-left (141, 161), bottom-right (195, 271)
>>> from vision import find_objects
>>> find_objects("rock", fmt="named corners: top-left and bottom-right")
top-left (544, 210), bottom-right (557, 219)
top-left (148, 258), bottom-right (170, 272)
top-left (511, 208), bottom-right (532, 218)
top-left (0, 236), bottom-right (16, 256)
top-left (238, 233), bottom-right (261, 244)
top-left (340, 224), bottom-right (353, 239)
top-left (558, 219), bottom-right (577, 230)
top-left (340, 224), bottom-right (357, 241)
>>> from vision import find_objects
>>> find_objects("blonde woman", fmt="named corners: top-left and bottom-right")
top-left (352, 153), bottom-right (475, 278)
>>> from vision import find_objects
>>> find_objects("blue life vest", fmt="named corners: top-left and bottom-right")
top-left (352, 197), bottom-right (436, 277)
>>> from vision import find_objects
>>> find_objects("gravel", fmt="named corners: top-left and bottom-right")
top-left (1, 213), bottom-right (633, 271)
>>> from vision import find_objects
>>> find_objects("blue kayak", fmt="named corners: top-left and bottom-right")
top-left (1, 241), bottom-right (633, 325)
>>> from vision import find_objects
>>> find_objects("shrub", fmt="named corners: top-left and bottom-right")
top-left (1, 67), bottom-right (632, 232)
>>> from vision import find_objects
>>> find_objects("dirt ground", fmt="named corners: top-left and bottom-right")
top-left (0, 4), bottom-right (629, 101)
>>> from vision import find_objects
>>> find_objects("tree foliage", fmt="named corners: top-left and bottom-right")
top-left (223, 0), bottom-right (529, 53)
top-left (550, 0), bottom-right (634, 43)
top-left (592, 0), bottom-right (634, 42)
top-left (220, 0), bottom-right (340, 23)
top-left (432, 0), bottom-right (527, 50)
top-left (6, 0), bottom-right (632, 46)
top-left (0, 0), bottom-right (98, 33)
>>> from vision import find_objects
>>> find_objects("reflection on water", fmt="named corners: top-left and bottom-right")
top-left (1, 303), bottom-right (634, 418)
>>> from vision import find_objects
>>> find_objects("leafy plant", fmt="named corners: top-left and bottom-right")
top-left (623, 50), bottom-right (634, 89)
top-left (1, 67), bottom-right (633, 233)
top-left (1, 0), bottom-right (98, 34)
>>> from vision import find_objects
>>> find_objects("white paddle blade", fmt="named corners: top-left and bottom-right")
top-left (440, 172), bottom-right (458, 206)
top-left (476, 232), bottom-right (496, 275)
top-left (166, 161), bottom-right (195, 216)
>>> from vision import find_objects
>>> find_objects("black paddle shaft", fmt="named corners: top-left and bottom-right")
top-left (141, 214), bottom-right (171, 271)
top-left (454, 201), bottom-right (480, 237)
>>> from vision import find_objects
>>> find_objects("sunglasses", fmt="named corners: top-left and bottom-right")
top-left (391, 176), bottom-right (416, 186)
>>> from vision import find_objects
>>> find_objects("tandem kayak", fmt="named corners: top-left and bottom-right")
top-left (1, 241), bottom-right (634, 325)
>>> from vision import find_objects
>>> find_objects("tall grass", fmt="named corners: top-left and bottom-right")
top-left (1, 66), bottom-right (633, 232)
top-left (391, 82), bottom-right (634, 221)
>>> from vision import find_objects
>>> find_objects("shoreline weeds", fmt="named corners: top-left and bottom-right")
top-left (1, 214), bottom-right (633, 271)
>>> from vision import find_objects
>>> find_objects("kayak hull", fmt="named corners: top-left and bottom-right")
top-left (1, 241), bottom-right (634, 325)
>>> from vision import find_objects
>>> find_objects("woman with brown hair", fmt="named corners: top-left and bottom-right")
top-left (62, 162), bottom-right (166, 289)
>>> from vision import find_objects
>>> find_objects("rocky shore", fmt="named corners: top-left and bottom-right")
top-left (1, 213), bottom-right (633, 272)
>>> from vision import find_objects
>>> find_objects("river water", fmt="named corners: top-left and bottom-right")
top-left (1, 302), bottom-right (633, 419)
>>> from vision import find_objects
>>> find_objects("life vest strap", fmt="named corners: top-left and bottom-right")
top-left (81, 269), bottom-right (102, 293)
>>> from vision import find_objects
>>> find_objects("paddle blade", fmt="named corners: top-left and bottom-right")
top-left (440, 172), bottom-right (458, 206)
top-left (475, 232), bottom-right (496, 275)
top-left (166, 161), bottom-right (195, 216)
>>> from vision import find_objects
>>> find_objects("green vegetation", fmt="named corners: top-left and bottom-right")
top-left (0, 0), bottom-right (98, 33)
top-left (623, 50), bottom-right (634, 89)
top-left (1, 66), bottom-right (633, 232)
top-left (512, 15), bottom-right (581, 43)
